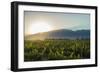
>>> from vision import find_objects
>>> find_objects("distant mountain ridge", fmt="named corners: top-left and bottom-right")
top-left (25, 29), bottom-right (90, 40)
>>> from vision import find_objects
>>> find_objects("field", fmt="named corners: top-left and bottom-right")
top-left (24, 39), bottom-right (90, 61)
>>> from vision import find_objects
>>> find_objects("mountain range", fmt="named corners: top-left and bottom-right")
top-left (25, 29), bottom-right (90, 40)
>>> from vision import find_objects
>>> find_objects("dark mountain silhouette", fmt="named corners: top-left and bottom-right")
top-left (25, 29), bottom-right (90, 40)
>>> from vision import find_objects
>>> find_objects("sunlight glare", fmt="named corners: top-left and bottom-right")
top-left (29, 21), bottom-right (52, 34)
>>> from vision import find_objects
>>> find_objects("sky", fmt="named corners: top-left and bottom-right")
top-left (24, 11), bottom-right (90, 35)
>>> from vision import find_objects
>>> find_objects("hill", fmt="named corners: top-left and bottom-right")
top-left (25, 29), bottom-right (90, 40)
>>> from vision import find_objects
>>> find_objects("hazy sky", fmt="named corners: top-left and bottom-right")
top-left (24, 11), bottom-right (90, 35)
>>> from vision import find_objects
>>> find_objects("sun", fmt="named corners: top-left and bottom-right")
top-left (29, 21), bottom-right (52, 34)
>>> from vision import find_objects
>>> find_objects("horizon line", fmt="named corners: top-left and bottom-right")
top-left (25, 28), bottom-right (90, 36)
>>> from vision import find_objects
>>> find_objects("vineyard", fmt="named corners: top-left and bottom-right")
top-left (24, 39), bottom-right (90, 61)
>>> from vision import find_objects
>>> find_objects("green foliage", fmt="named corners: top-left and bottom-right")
top-left (24, 39), bottom-right (90, 61)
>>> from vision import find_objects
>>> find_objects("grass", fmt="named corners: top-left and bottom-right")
top-left (24, 39), bottom-right (90, 61)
